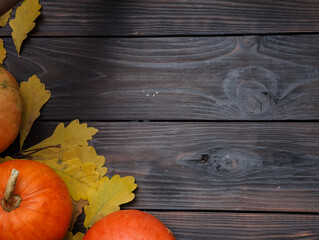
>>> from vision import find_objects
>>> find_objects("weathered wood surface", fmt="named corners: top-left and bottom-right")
top-left (4, 35), bottom-right (319, 120)
top-left (2, 0), bottom-right (319, 36)
top-left (24, 121), bottom-right (319, 213)
top-left (2, 0), bottom-right (319, 238)
top-left (153, 212), bottom-right (319, 240)
top-left (74, 211), bottom-right (319, 239)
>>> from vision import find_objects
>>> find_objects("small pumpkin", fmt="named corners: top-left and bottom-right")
top-left (83, 209), bottom-right (176, 240)
top-left (0, 160), bottom-right (72, 240)
top-left (0, 67), bottom-right (22, 153)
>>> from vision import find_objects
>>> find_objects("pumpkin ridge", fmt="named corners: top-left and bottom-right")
top-left (18, 204), bottom-right (58, 218)
top-left (18, 187), bottom-right (49, 200)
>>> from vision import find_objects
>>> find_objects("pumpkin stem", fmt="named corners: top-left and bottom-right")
top-left (1, 169), bottom-right (22, 212)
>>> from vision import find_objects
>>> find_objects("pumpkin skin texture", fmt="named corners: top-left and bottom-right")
top-left (0, 67), bottom-right (22, 153)
top-left (83, 209), bottom-right (176, 240)
top-left (0, 160), bottom-right (72, 240)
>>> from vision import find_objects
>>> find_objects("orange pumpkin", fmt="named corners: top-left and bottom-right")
top-left (0, 67), bottom-right (22, 153)
top-left (0, 160), bottom-right (72, 240)
top-left (83, 209), bottom-right (176, 240)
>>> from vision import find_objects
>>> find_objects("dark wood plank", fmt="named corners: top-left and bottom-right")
top-left (2, 0), bottom-right (319, 36)
top-left (4, 35), bottom-right (319, 120)
top-left (74, 211), bottom-right (319, 239)
top-left (20, 121), bottom-right (319, 213)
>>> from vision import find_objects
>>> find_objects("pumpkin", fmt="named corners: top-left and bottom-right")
top-left (83, 209), bottom-right (176, 240)
top-left (0, 67), bottom-right (22, 153)
top-left (0, 160), bottom-right (72, 240)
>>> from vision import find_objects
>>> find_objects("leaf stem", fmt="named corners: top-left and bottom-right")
top-left (11, 144), bottom-right (62, 159)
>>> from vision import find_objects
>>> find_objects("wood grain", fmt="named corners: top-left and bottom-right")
top-left (73, 211), bottom-right (319, 239)
top-left (2, 0), bottom-right (318, 238)
top-left (21, 121), bottom-right (319, 213)
top-left (2, 0), bottom-right (319, 36)
top-left (4, 35), bottom-right (319, 120)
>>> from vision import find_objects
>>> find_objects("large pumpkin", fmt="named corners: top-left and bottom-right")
top-left (0, 160), bottom-right (72, 240)
top-left (83, 209), bottom-right (176, 240)
top-left (0, 67), bottom-right (22, 153)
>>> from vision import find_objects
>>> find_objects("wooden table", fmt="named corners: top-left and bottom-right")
top-left (2, 1), bottom-right (319, 238)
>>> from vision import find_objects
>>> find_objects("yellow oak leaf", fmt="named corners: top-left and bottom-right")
top-left (0, 156), bottom-right (13, 164)
top-left (0, 39), bottom-right (6, 64)
top-left (0, 157), bottom-right (7, 164)
top-left (63, 146), bottom-right (107, 178)
top-left (0, 10), bottom-right (12, 27)
top-left (27, 120), bottom-right (98, 153)
top-left (63, 232), bottom-right (84, 240)
top-left (37, 157), bottom-right (100, 201)
top-left (19, 75), bottom-right (51, 149)
top-left (19, 120), bottom-right (102, 201)
top-left (9, 0), bottom-right (41, 55)
top-left (84, 175), bottom-right (137, 228)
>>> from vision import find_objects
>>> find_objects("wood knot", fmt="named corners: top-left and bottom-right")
top-left (223, 67), bottom-right (279, 117)
top-left (201, 154), bottom-right (210, 163)
top-left (238, 36), bottom-right (259, 48)
top-left (202, 148), bottom-right (262, 179)
top-left (177, 148), bottom-right (263, 180)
